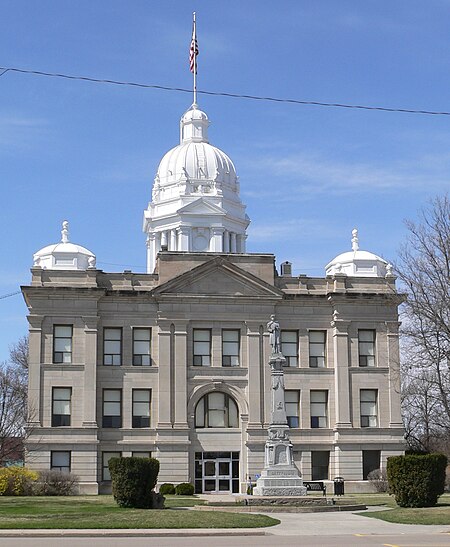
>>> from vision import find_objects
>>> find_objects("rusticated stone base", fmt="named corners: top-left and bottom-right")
top-left (253, 465), bottom-right (307, 497)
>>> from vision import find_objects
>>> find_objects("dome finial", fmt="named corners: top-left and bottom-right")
top-left (351, 228), bottom-right (359, 252)
top-left (61, 220), bottom-right (69, 244)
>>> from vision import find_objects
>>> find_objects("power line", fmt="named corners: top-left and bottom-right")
top-left (0, 291), bottom-right (21, 300)
top-left (1, 65), bottom-right (450, 117)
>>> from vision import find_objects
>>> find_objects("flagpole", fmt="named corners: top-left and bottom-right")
top-left (193, 12), bottom-right (197, 106)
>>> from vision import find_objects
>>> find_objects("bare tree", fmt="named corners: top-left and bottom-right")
top-left (0, 336), bottom-right (29, 464)
top-left (396, 195), bottom-right (450, 450)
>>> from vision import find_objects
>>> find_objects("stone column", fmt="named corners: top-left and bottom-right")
top-left (157, 321), bottom-right (172, 427)
top-left (177, 226), bottom-right (191, 251)
top-left (160, 230), bottom-right (168, 249)
top-left (331, 315), bottom-right (352, 428)
top-left (230, 232), bottom-right (237, 253)
top-left (170, 229), bottom-right (177, 251)
top-left (82, 315), bottom-right (99, 427)
top-left (253, 351), bottom-right (307, 496)
top-left (246, 322), bottom-right (264, 427)
top-left (146, 232), bottom-right (156, 274)
top-left (27, 314), bottom-right (43, 426)
top-left (173, 321), bottom-right (189, 428)
top-left (223, 230), bottom-right (230, 253)
top-left (386, 321), bottom-right (403, 427)
top-left (210, 227), bottom-right (224, 252)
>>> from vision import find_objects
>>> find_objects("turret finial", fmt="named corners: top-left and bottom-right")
top-left (351, 228), bottom-right (359, 252)
top-left (61, 221), bottom-right (69, 244)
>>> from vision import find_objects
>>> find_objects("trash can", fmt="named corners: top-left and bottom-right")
top-left (333, 476), bottom-right (344, 496)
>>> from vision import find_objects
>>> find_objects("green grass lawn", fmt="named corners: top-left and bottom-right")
top-left (0, 496), bottom-right (279, 529)
top-left (347, 493), bottom-right (450, 525)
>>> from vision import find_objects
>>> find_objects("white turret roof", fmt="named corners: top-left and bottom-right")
top-left (33, 221), bottom-right (96, 270)
top-left (325, 229), bottom-right (391, 278)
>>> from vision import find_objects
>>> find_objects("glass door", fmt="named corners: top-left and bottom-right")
top-left (195, 452), bottom-right (240, 493)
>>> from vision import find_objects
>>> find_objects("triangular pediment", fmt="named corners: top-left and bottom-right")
top-left (177, 198), bottom-right (226, 216)
top-left (153, 257), bottom-right (283, 299)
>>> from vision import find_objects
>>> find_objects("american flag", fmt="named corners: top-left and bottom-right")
top-left (189, 22), bottom-right (198, 73)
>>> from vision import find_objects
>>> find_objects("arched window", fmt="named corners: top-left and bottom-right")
top-left (195, 392), bottom-right (239, 428)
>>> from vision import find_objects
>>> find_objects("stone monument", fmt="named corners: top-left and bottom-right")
top-left (253, 315), bottom-right (307, 496)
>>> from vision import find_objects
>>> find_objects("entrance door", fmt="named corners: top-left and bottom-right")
top-left (195, 451), bottom-right (240, 494)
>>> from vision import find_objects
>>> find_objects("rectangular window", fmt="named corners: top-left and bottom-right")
top-left (51, 451), bottom-right (71, 473)
top-left (311, 451), bottom-right (330, 480)
top-left (193, 329), bottom-right (211, 366)
top-left (102, 389), bottom-right (122, 428)
top-left (310, 390), bottom-right (328, 428)
top-left (53, 325), bottom-right (73, 364)
top-left (360, 389), bottom-right (378, 427)
top-left (103, 328), bottom-right (122, 366)
top-left (132, 451), bottom-right (151, 458)
top-left (102, 451), bottom-right (121, 481)
top-left (281, 331), bottom-right (298, 367)
top-left (222, 330), bottom-right (240, 367)
top-left (359, 330), bottom-right (376, 367)
top-left (285, 390), bottom-right (300, 428)
top-left (52, 387), bottom-right (71, 427)
top-left (132, 389), bottom-right (151, 428)
top-left (309, 331), bottom-right (326, 368)
top-left (363, 450), bottom-right (381, 480)
top-left (133, 328), bottom-right (151, 366)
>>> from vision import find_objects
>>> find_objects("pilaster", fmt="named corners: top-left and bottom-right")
top-left (331, 316), bottom-right (352, 428)
top-left (27, 314), bottom-right (43, 426)
top-left (82, 315), bottom-right (99, 427)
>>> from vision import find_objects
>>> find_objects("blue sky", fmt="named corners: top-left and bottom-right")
top-left (1, 1), bottom-right (450, 361)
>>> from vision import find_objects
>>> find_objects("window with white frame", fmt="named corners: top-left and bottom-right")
top-left (285, 390), bottom-right (300, 427)
top-left (51, 451), bottom-right (71, 473)
top-left (52, 387), bottom-right (71, 427)
top-left (102, 389), bottom-right (122, 428)
top-left (358, 330), bottom-right (376, 367)
top-left (193, 329), bottom-right (211, 366)
top-left (102, 451), bottom-right (121, 481)
top-left (310, 390), bottom-right (328, 428)
top-left (132, 389), bottom-right (151, 428)
top-left (195, 392), bottom-right (239, 428)
top-left (133, 328), bottom-right (151, 366)
top-left (281, 331), bottom-right (298, 367)
top-left (360, 389), bottom-right (378, 427)
top-left (53, 325), bottom-right (73, 363)
top-left (309, 331), bottom-right (326, 368)
top-left (222, 330), bottom-right (240, 366)
top-left (103, 328), bottom-right (122, 366)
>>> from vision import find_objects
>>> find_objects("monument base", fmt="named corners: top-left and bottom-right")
top-left (253, 465), bottom-right (307, 497)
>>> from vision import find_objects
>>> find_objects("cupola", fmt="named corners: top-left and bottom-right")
top-left (325, 229), bottom-right (391, 278)
top-left (33, 221), bottom-right (96, 270)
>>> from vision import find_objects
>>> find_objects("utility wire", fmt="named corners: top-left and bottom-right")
top-left (0, 291), bottom-right (21, 300)
top-left (1, 65), bottom-right (450, 117)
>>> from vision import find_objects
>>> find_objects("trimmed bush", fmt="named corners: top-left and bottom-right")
top-left (159, 483), bottom-right (175, 495)
top-left (387, 453), bottom-right (447, 507)
top-left (0, 467), bottom-right (39, 496)
top-left (175, 482), bottom-right (195, 496)
top-left (109, 457), bottom-right (163, 508)
top-left (35, 470), bottom-right (79, 496)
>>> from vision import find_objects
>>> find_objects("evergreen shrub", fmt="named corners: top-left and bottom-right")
top-left (108, 457), bottom-right (163, 508)
top-left (159, 483), bottom-right (175, 495)
top-left (175, 482), bottom-right (195, 495)
top-left (387, 453), bottom-right (447, 507)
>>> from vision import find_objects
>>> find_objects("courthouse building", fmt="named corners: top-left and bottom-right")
top-left (22, 103), bottom-right (404, 494)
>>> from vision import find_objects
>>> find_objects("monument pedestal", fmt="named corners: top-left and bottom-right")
top-left (254, 352), bottom-right (307, 496)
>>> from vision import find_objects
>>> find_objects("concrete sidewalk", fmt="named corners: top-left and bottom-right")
top-left (0, 507), bottom-right (448, 538)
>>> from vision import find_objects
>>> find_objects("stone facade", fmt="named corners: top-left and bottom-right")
top-left (22, 251), bottom-right (405, 494)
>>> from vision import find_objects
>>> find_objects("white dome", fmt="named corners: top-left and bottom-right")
top-left (156, 141), bottom-right (237, 189)
top-left (325, 229), bottom-right (390, 278)
top-left (33, 221), bottom-right (96, 271)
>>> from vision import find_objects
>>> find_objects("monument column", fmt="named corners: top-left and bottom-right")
top-left (253, 315), bottom-right (307, 496)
